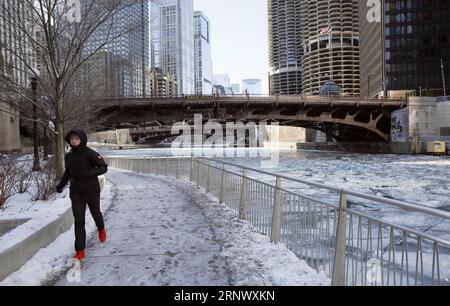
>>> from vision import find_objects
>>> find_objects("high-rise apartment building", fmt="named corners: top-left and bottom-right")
top-left (268, 0), bottom-right (303, 95)
top-left (300, 0), bottom-right (360, 96)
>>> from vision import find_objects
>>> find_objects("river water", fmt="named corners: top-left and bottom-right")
top-left (100, 146), bottom-right (450, 240)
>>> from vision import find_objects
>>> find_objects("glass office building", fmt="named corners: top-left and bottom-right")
top-left (194, 10), bottom-right (213, 95)
top-left (384, 0), bottom-right (450, 96)
top-left (151, 0), bottom-right (195, 95)
top-left (85, 0), bottom-right (151, 97)
top-left (360, 0), bottom-right (450, 98)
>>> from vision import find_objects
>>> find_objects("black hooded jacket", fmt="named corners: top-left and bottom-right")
top-left (57, 128), bottom-right (108, 195)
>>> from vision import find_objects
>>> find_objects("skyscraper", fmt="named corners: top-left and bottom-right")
top-left (0, 0), bottom-right (32, 87)
top-left (84, 0), bottom-right (151, 97)
top-left (300, 0), bottom-right (360, 96)
top-left (151, 0), bottom-right (195, 95)
top-left (194, 11), bottom-right (213, 95)
top-left (359, 0), bottom-right (385, 98)
top-left (359, 0), bottom-right (450, 98)
top-left (268, 0), bottom-right (303, 95)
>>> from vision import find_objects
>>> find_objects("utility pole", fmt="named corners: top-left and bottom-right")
top-left (441, 58), bottom-right (447, 97)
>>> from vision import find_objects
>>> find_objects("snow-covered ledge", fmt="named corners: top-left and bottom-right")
top-left (0, 176), bottom-right (106, 281)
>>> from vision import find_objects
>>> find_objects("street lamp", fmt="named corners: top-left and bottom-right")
top-left (31, 69), bottom-right (41, 171)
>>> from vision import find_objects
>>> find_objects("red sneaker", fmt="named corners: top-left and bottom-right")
top-left (99, 228), bottom-right (107, 243)
top-left (73, 250), bottom-right (86, 261)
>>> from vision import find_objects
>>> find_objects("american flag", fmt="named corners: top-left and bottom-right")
top-left (319, 26), bottom-right (332, 35)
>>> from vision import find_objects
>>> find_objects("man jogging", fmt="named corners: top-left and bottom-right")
top-left (56, 128), bottom-right (108, 261)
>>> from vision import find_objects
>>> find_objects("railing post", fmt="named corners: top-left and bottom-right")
top-left (219, 165), bottom-right (226, 204)
top-left (176, 158), bottom-right (180, 179)
top-left (206, 162), bottom-right (212, 193)
top-left (145, 157), bottom-right (149, 174)
top-left (332, 190), bottom-right (348, 286)
top-left (239, 169), bottom-right (248, 220)
top-left (196, 159), bottom-right (201, 186)
top-left (150, 157), bottom-right (153, 174)
top-left (271, 177), bottom-right (282, 243)
top-left (166, 157), bottom-right (169, 176)
top-left (189, 158), bottom-right (194, 182)
top-left (156, 157), bottom-right (160, 176)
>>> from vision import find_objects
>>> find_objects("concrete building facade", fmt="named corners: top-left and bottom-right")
top-left (300, 0), bottom-right (360, 96)
top-left (0, 0), bottom-right (33, 153)
top-left (358, 0), bottom-right (385, 98)
top-left (150, 67), bottom-right (178, 97)
top-left (268, 0), bottom-right (303, 95)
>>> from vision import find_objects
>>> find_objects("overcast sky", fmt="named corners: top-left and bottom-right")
top-left (193, 0), bottom-right (269, 94)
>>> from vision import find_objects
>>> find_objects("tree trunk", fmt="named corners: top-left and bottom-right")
top-left (55, 121), bottom-right (65, 179)
top-left (55, 95), bottom-right (66, 180)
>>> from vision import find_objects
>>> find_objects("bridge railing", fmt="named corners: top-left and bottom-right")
top-left (85, 94), bottom-right (406, 103)
top-left (103, 156), bottom-right (450, 286)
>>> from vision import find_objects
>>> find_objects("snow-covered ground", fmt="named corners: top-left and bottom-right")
top-left (0, 182), bottom-right (114, 286)
top-left (0, 156), bottom-right (71, 254)
top-left (1, 169), bottom-right (329, 286)
top-left (3, 147), bottom-right (449, 286)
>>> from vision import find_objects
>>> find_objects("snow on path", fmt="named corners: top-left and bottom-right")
top-left (56, 169), bottom-right (230, 286)
top-left (55, 169), bottom-right (329, 286)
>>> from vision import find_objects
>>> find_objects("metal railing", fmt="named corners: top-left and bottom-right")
top-left (104, 156), bottom-right (450, 286)
top-left (80, 93), bottom-right (405, 103)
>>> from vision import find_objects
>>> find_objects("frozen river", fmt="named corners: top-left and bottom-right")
top-left (99, 147), bottom-right (450, 240)
top-left (99, 147), bottom-right (450, 208)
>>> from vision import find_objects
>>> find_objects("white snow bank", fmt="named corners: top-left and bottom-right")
top-left (0, 182), bottom-right (114, 286)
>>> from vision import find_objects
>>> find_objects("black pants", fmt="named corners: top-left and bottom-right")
top-left (70, 192), bottom-right (105, 251)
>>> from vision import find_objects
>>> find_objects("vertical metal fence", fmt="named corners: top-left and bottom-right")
top-left (104, 156), bottom-right (450, 286)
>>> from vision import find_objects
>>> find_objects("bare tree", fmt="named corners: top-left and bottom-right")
top-left (0, 0), bottom-right (136, 178)
top-left (0, 158), bottom-right (19, 209)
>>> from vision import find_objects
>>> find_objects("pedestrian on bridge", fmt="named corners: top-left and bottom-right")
top-left (56, 128), bottom-right (108, 261)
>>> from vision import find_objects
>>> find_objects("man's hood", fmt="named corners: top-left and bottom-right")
top-left (65, 128), bottom-right (88, 148)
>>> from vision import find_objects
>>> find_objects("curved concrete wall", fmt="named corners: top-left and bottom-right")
top-left (0, 176), bottom-right (106, 281)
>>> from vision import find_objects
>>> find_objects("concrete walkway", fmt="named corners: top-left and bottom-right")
top-left (56, 170), bottom-right (230, 286)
